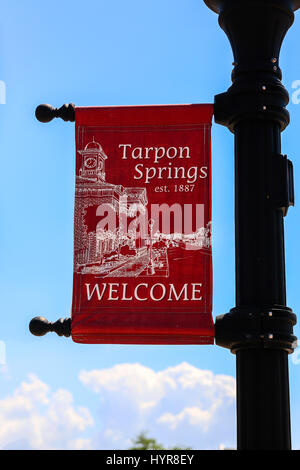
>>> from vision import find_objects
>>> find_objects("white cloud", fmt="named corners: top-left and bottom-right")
top-left (0, 364), bottom-right (235, 450)
top-left (157, 405), bottom-right (217, 432)
top-left (0, 374), bottom-right (93, 450)
top-left (79, 362), bottom-right (236, 450)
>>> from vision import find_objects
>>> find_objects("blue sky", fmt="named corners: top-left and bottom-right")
top-left (0, 0), bottom-right (299, 449)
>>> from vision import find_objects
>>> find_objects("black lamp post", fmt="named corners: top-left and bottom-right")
top-left (204, 0), bottom-right (299, 450)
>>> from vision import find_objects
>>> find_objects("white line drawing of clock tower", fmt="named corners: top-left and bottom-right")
top-left (78, 137), bottom-right (107, 182)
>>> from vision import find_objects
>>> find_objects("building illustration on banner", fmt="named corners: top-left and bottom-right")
top-left (74, 139), bottom-right (211, 278)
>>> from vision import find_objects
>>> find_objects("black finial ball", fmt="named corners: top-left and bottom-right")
top-left (29, 316), bottom-right (71, 338)
top-left (29, 316), bottom-right (50, 336)
top-left (35, 104), bottom-right (55, 123)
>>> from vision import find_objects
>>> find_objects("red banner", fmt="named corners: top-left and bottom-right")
top-left (71, 104), bottom-right (214, 344)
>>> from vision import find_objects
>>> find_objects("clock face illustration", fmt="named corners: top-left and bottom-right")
top-left (85, 157), bottom-right (97, 169)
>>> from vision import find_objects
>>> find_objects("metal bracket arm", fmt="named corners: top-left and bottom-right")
top-left (215, 306), bottom-right (297, 354)
top-left (213, 80), bottom-right (290, 134)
